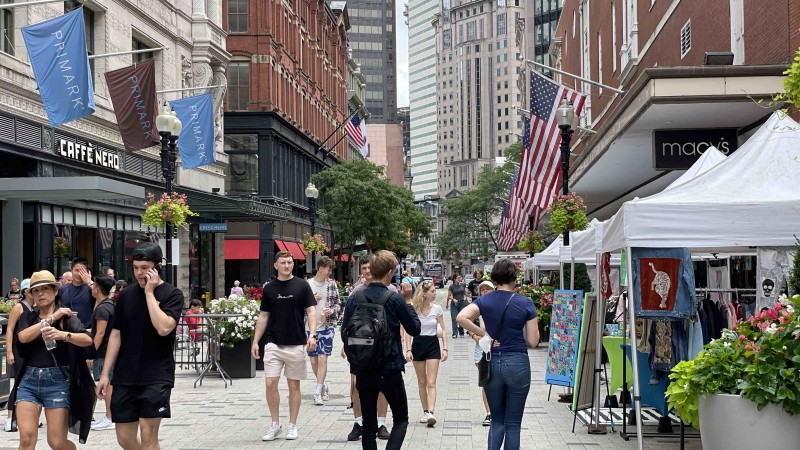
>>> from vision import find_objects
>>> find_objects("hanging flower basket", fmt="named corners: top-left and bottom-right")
top-left (142, 192), bottom-right (197, 229)
top-left (547, 192), bottom-right (588, 235)
top-left (302, 232), bottom-right (326, 254)
top-left (517, 230), bottom-right (546, 254)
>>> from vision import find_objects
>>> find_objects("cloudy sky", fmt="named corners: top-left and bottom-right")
top-left (396, 1), bottom-right (409, 107)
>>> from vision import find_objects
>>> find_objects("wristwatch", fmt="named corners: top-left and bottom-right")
top-left (65, 332), bottom-right (72, 342)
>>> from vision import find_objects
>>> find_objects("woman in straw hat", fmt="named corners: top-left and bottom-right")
top-left (12, 270), bottom-right (95, 449)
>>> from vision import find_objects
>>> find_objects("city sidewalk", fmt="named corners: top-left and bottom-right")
top-left (2, 304), bottom-right (701, 449)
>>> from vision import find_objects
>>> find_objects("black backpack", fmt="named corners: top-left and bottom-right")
top-left (343, 290), bottom-right (394, 372)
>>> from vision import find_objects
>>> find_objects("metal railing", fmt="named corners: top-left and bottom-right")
top-left (174, 314), bottom-right (211, 373)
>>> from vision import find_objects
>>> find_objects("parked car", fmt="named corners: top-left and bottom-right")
top-left (463, 275), bottom-right (474, 286)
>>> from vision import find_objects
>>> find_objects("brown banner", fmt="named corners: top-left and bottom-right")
top-left (104, 58), bottom-right (160, 151)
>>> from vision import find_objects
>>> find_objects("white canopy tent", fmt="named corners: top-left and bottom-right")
top-left (598, 111), bottom-right (800, 447)
top-left (663, 145), bottom-right (727, 191)
top-left (532, 234), bottom-right (563, 269)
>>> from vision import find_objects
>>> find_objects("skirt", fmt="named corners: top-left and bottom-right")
top-left (411, 335), bottom-right (441, 361)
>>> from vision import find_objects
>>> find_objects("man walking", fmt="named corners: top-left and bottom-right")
top-left (59, 257), bottom-right (95, 328)
top-left (306, 256), bottom-right (340, 406)
top-left (467, 270), bottom-right (484, 301)
top-left (96, 243), bottom-right (184, 450)
top-left (341, 250), bottom-right (421, 450)
top-left (252, 251), bottom-right (317, 441)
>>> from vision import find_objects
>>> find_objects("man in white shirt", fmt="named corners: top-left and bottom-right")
top-left (306, 256), bottom-right (340, 405)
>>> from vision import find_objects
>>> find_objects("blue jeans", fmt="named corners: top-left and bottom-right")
top-left (483, 352), bottom-right (531, 450)
top-left (450, 301), bottom-right (465, 336)
top-left (16, 366), bottom-right (71, 409)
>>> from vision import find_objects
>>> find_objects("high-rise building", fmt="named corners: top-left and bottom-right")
top-left (433, 0), bottom-right (528, 198)
top-left (408, 0), bottom-right (439, 200)
top-left (528, 0), bottom-right (563, 74)
top-left (347, 0), bottom-right (398, 124)
top-left (398, 107), bottom-right (413, 190)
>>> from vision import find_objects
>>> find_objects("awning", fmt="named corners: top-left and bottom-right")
top-left (334, 254), bottom-right (352, 262)
top-left (275, 240), bottom-right (305, 260)
top-left (224, 239), bottom-right (259, 260)
top-left (177, 187), bottom-right (293, 222)
top-left (0, 176), bottom-right (144, 201)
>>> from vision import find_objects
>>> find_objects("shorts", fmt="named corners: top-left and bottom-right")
top-left (92, 358), bottom-right (114, 382)
top-left (16, 366), bottom-right (70, 409)
top-left (411, 335), bottom-right (441, 361)
top-left (306, 327), bottom-right (335, 357)
top-left (111, 384), bottom-right (172, 423)
top-left (263, 343), bottom-right (307, 380)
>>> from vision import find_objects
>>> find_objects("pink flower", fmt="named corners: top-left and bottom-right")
top-left (739, 334), bottom-right (746, 340)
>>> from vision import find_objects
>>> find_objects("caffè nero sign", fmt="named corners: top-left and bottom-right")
top-left (57, 138), bottom-right (121, 171)
top-left (653, 128), bottom-right (738, 170)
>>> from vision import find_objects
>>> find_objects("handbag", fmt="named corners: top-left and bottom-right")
top-left (477, 292), bottom-right (515, 387)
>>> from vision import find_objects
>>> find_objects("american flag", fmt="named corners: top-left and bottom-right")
top-left (516, 70), bottom-right (586, 218)
top-left (344, 112), bottom-right (369, 157)
top-left (497, 166), bottom-right (528, 250)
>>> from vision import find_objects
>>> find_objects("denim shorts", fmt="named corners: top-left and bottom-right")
top-left (16, 366), bottom-right (71, 409)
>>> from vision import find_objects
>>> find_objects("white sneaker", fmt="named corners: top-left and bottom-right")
top-left (418, 413), bottom-right (428, 423)
top-left (314, 394), bottom-right (324, 405)
top-left (91, 417), bottom-right (114, 431)
top-left (3, 418), bottom-right (12, 432)
top-left (261, 423), bottom-right (282, 441)
top-left (426, 412), bottom-right (437, 427)
top-left (285, 424), bottom-right (298, 440)
top-left (322, 384), bottom-right (330, 401)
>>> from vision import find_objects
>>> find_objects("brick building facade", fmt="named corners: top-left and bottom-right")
top-left (550, 0), bottom-right (797, 218)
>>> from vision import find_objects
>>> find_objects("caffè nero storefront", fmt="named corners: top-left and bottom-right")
top-left (0, 110), bottom-right (287, 301)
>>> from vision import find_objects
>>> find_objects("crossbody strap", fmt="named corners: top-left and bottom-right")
top-left (486, 292), bottom-right (515, 360)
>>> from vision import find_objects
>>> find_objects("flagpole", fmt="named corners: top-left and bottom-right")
top-left (157, 84), bottom-right (227, 95)
top-left (0, 0), bottom-right (65, 9)
top-left (88, 46), bottom-right (169, 60)
top-left (316, 107), bottom-right (362, 159)
top-left (526, 59), bottom-right (626, 95)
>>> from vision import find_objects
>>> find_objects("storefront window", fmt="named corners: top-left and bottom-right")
top-left (224, 134), bottom-right (259, 196)
top-left (53, 225), bottom-right (73, 277)
top-left (189, 224), bottom-right (214, 302)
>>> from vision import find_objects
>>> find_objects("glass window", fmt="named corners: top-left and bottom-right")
top-left (497, 13), bottom-right (506, 36)
top-left (0, 0), bottom-right (14, 56)
top-left (228, 0), bottom-right (248, 33)
top-left (227, 61), bottom-right (250, 111)
top-left (132, 38), bottom-right (153, 63)
top-left (224, 134), bottom-right (259, 195)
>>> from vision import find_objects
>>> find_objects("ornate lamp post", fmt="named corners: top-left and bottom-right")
top-left (305, 182), bottom-right (319, 272)
top-left (555, 99), bottom-right (576, 246)
top-left (156, 104), bottom-right (182, 285)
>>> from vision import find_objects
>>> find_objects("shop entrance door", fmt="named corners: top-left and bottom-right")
top-left (75, 228), bottom-right (95, 272)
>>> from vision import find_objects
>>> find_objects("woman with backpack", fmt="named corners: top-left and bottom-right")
top-left (457, 259), bottom-right (539, 450)
top-left (404, 280), bottom-right (448, 427)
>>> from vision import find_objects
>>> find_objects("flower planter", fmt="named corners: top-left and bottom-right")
top-left (219, 338), bottom-right (255, 379)
top-left (698, 394), bottom-right (800, 450)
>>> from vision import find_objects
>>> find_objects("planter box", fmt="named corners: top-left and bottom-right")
top-left (698, 394), bottom-right (800, 450)
top-left (219, 338), bottom-right (256, 379)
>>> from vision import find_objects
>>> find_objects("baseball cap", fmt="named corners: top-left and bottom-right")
top-left (20, 278), bottom-right (31, 291)
top-left (132, 242), bottom-right (163, 264)
top-left (478, 280), bottom-right (495, 290)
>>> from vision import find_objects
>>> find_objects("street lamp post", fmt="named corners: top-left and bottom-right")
top-left (555, 99), bottom-right (576, 246)
top-left (305, 182), bottom-right (319, 273)
top-left (156, 104), bottom-right (183, 285)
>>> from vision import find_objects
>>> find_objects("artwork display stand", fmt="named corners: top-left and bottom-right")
top-left (545, 290), bottom-right (585, 395)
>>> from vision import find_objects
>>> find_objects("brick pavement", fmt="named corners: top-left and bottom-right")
top-left (2, 302), bottom-right (701, 449)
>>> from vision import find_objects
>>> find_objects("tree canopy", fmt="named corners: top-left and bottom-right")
top-left (437, 142), bottom-right (522, 257)
top-left (310, 159), bottom-right (431, 257)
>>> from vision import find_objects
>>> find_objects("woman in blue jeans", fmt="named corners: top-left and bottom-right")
top-left (457, 259), bottom-right (539, 450)
top-left (447, 274), bottom-right (468, 338)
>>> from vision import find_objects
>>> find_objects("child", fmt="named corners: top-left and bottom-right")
top-left (469, 280), bottom-right (495, 426)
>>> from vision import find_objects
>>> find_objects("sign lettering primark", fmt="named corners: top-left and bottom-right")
top-left (653, 128), bottom-right (739, 170)
top-left (57, 138), bottom-right (120, 171)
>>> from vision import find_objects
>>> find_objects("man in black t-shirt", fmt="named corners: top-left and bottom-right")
top-left (251, 251), bottom-right (317, 442)
top-left (96, 243), bottom-right (184, 450)
top-left (89, 275), bottom-right (116, 431)
top-left (467, 270), bottom-right (484, 300)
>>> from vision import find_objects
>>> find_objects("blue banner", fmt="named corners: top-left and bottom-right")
top-left (170, 93), bottom-right (216, 170)
top-left (22, 8), bottom-right (95, 127)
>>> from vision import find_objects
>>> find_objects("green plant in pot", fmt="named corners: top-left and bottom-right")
top-left (666, 295), bottom-right (800, 448)
top-left (547, 192), bottom-right (588, 235)
top-left (142, 192), bottom-right (197, 229)
top-left (302, 232), bottom-right (327, 254)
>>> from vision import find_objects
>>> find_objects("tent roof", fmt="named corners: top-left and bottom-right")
top-left (664, 146), bottom-right (727, 190)
top-left (602, 112), bottom-right (800, 251)
top-left (533, 235), bottom-right (563, 269)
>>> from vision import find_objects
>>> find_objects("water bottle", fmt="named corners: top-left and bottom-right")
top-left (41, 320), bottom-right (57, 351)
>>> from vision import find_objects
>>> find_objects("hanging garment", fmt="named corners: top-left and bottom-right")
top-left (600, 252), bottom-right (613, 300)
top-left (688, 318), bottom-right (704, 360)
top-left (632, 248), bottom-right (696, 320)
top-left (648, 320), bottom-right (673, 384)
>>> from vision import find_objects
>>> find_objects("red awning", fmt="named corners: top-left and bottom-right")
top-left (333, 254), bottom-right (352, 262)
top-left (284, 241), bottom-right (306, 260)
top-left (275, 240), bottom-right (289, 252)
top-left (224, 239), bottom-right (259, 260)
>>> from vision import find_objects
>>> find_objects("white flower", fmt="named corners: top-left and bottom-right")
top-left (723, 342), bottom-right (731, 348)
top-left (765, 323), bottom-right (779, 335)
top-left (779, 294), bottom-right (790, 306)
top-left (786, 305), bottom-right (795, 315)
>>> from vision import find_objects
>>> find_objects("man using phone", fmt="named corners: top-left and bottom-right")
top-left (96, 242), bottom-right (184, 450)
top-left (59, 257), bottom-right (95, 328)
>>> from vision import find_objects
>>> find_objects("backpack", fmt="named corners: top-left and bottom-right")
top-left (343, 290), bottom-right (394, 372)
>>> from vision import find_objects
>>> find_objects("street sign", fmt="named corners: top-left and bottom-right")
top-left (199, 223), bottom-right (227, 232)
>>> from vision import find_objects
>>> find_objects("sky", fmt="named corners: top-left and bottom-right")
top-left (396, 0), bottom-right (409, 107)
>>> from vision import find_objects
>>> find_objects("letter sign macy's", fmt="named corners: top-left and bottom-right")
top-left (652, 128), bottom-right (739, 170)
top-left (57, 139), bottom-right (121, 171)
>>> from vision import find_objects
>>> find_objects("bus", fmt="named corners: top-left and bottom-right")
top-left (423, 261), bottom-right (444, 288)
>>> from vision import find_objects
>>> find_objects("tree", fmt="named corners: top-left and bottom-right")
top-left (437, 142), bottom-right (522, 254)
top-left (310, 159), bottom-right (431, 261)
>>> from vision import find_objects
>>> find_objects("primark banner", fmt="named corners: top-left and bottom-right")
top-left (170, 93), bottom-right (216, 170)
top-left (105, 58), bottom-right (160, 151)
top-left (22, 7), bottom-right (95, 127)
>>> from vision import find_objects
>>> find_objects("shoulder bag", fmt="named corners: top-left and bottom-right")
top-left (477, 292), bottom-right (515, 387)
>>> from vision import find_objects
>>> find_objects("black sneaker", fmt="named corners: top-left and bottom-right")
top-left (482, 414), bottom-right (491, 426)
top-left (377, 425), bottom-right (390, 440)
top-left (347, 423), bottom-right (362, 441)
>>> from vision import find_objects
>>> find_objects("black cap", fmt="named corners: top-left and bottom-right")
top-left (132, 242), bottom-right (163, 264)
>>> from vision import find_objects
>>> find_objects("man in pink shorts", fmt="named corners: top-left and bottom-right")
top-left (252, 251), bottom-right (318, 441)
